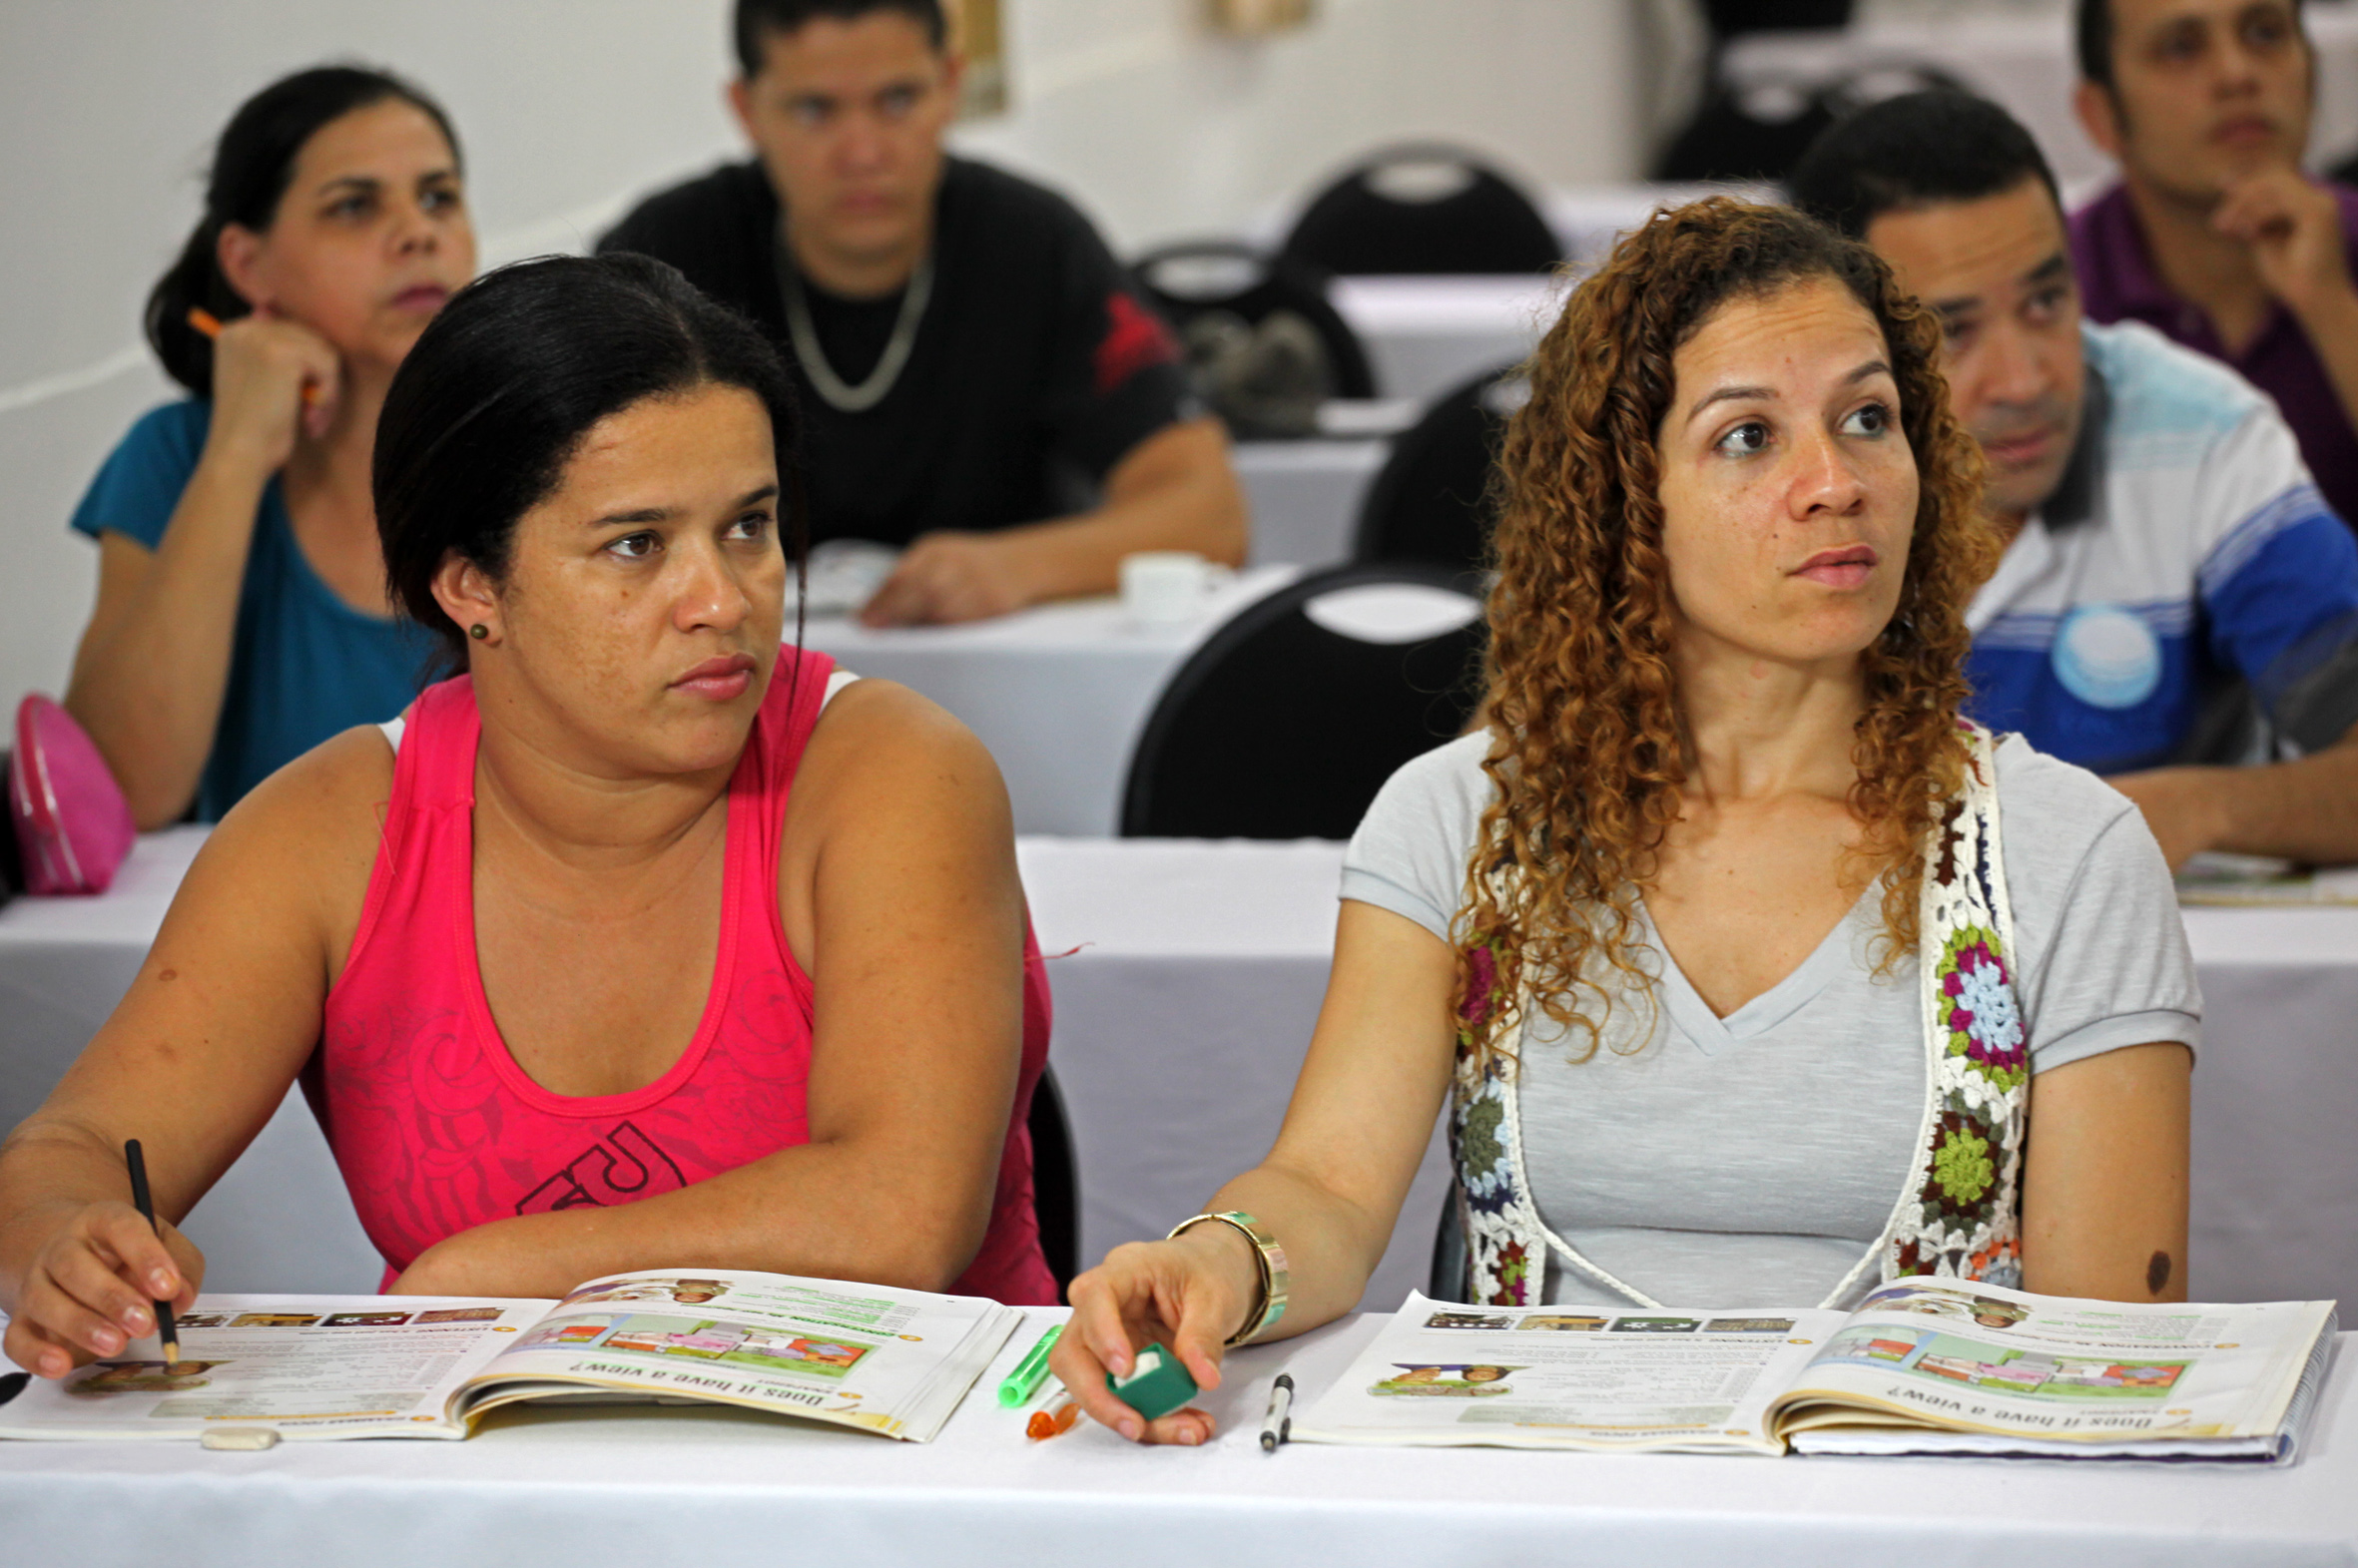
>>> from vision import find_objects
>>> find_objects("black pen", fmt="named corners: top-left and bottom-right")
top-left (1259, 1372), bottom-right (1295, 1452)
top-left (122, 1140), bottom-right (179, 1368)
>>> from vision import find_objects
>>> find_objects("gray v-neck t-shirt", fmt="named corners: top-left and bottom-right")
top-left (1340, 732), bottom-right (2200, 1309)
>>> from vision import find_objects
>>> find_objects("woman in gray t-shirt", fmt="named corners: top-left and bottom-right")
top-left (1052, 201), bottom-right (2194, 1446)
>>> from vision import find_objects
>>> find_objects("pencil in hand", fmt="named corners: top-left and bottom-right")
top-left (185, 306), bottom-right (322, 405)
top-left (122, 1140), bottom-right (180, 1369)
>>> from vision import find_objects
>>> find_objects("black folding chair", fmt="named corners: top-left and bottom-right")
top-left (1353, 364), bottom-right (1526, 572)
top-left (1431, 1192), bottom-right (1468, 1303)
top-left (1026, 1063), bottom-right (1079, 1302)
top-left (1280, 145), bottom-right (1561, 277)
top-left (1133, 240), bottom-right (1378, 405)
top-left (1660, 60), bottom-right (1966, 184)
top-left (1119, 563), bottom-right (1487, 840)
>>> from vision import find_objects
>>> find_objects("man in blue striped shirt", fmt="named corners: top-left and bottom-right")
top-left (1792, 90), bottom-right (2358, 866)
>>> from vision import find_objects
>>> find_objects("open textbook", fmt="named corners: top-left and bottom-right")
top-left (0, 1268), bottom-right (1021, 1444)
top-left (1293, 1280), bottom-right (2337, 1462)
top-left (2175, 851), bottom-right (2358, 905)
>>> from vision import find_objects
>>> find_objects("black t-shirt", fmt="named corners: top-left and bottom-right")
top-left (597, 157), bottom-right (1192, 548)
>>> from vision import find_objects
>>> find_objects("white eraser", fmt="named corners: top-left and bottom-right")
top-left (200, 1426), bottom-right (281, 1451)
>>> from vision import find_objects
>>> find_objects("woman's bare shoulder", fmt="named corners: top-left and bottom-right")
top-left (193, 724), bottom-right (396, 927)
top-left (794, 678), bottom-right (1008, 830)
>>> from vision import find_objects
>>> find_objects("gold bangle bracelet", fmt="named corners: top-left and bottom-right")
top-left (1168, 1210), bottom-right (1290, 1347)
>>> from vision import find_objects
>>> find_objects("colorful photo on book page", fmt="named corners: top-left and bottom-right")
top-left (1291, 1293), bottom-right (1851, 1454)
top-left (512, 1311), bottom-right (879, 1380)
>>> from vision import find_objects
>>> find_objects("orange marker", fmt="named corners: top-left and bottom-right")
top-left (186, 307), bottom-right (321, 404)
top-left (1026, 1395), bottom-right (1082, 1440)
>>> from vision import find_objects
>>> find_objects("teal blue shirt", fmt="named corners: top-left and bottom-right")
top-left (68, 400), bottom-right (434, 821)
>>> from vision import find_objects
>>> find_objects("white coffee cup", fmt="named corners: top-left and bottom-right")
top-left (1121, 551), bottom-right (1231, 624)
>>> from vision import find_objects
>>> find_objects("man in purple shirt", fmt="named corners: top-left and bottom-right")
top-left (2069, 0), bottom-right (2358, 530)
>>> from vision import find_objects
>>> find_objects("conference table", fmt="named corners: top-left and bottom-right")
top-left (1, 834), bottom-right (2352, 1318)
top-left (800, 566), bottom-right (1302, 837)
top-left (1243, 185), bottom-right (1756, 406)
top-left (1327, 273), bottom-right (1565, 404)
top-left (3, 1306), bottom-right (2353, 1566)
top-left (1233, 431), bottom-right (1390, 570)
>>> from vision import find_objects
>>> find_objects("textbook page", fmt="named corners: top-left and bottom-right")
top-left (0, 1295), bottom-right (547, 1441)
top-left (1290, 1292), bottom-right (1848, 1454)
top-left (1773, 1278), bottom-right (2336, 1457)
top-left (2175, 852), bottom-right (2358, 905)
top-left (454, 1269), bottom-right (1024, 1441)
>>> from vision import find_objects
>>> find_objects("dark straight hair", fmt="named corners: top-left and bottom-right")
top-left (733, 0), bottom-right (946, 76)
top-left (2075, 0), bottom-right (2308, 90)
top-left (1786, 90), bottom-right (2063, 241)
top-left (374, 253), bottom-right (810, 673)
top-left (145, 65), bottom-right (461, 396)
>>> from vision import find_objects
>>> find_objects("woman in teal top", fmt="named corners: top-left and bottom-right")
top-left (64, 66), bottom-right (474, 824)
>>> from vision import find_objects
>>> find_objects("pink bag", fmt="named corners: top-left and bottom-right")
top-left (9, 694), bottom-right (136, 895)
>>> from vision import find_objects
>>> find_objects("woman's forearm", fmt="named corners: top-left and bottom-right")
top-left (1192, 1160), bottom-right (1404, 1339)
top-left (66, 450), bottom-right (272, 827)
top-left (390, 1129), bottom-right (1004, 1300)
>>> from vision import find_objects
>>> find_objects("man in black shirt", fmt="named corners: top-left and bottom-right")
top-left (600, 0), bottom-right (1247, 625)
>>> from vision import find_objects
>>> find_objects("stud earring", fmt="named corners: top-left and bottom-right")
top-left (468, 623), bottom-right (489, 641)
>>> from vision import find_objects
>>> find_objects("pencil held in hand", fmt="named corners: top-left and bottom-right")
top-left (122, 1140), bottom-right (181, 1368)
top-left (185, 306), bottom-right (322, 405)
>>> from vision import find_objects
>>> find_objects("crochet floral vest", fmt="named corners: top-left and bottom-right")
top-left (1447, 722), bottom-right (2029, 1309)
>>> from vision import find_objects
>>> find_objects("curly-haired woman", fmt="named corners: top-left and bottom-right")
top-left (1052, 200), bottom-right (2195, 1444)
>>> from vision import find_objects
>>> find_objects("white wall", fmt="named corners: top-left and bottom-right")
top-left (0, 0), bottom-right (1643, 715)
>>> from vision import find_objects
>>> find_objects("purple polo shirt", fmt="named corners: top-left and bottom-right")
top-left (2070, 182), bottom-right (2358, 533)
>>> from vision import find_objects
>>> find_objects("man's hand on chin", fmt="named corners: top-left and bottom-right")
top-left (2213, 167), bottom-right (2358, 326)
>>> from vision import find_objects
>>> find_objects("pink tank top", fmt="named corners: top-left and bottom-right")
top-left (313, 648), bottom-right (1057, 1306)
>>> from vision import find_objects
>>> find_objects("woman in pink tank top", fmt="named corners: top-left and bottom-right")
top-left (0, 257), bottom-right (1055, 1380)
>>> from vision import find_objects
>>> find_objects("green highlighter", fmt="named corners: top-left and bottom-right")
top-left (1106, 1341), bottom-right (1199, 1422)
top-left (997, 1324), bottom-right (1062, 1408)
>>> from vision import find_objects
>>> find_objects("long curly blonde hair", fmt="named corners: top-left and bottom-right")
top-left (1456, 198), bottom-right (1998, 1063)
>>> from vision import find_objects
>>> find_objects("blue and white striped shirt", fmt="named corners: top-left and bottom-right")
top-left (1966, 320), bottom-right (2358, 772)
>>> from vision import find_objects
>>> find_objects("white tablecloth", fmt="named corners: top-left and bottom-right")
top-left (2, 1308), bottom-right (2352, 1567)
top-left (3, 835), bottom-right (2353, 1313)
top-left (1240, 187), bottom-right (1758, 406)
top-left (801, 565), bottom-right (1298, 837)
top-left (1232, 437), bottom-right (1388, 568)
top-left (1722, 8), bottom-right (2358, 194)
top-left (1328, 273), bottom-right (1567, 403)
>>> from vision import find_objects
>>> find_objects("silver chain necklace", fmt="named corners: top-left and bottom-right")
top-left (775, 227), bottom-right (934, 413)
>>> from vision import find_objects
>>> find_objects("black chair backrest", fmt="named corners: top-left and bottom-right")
top-left (1133, 241), bottom-right (1378, 405)
top-left (1353, 363), bottom-right (1527, 573)
top-left (1431, 1191), bottom-right (1466, 1302)
top-left (1281, 145), bottom-right (1561, 277)
top-left (1120, 563), bottom-right (1487, 840)
top-left (1658, 60), bottom-right (1966, 184)
top-left (1026, 1063), bottom-right (1079, 1302)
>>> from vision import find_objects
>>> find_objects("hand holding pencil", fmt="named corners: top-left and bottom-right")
top-left (0, 1146), bottom-right (203, 1380)
top-left (186, 304), bottom-right (340, 453)
top-left (123, 1141), bottom-right (180, 1368)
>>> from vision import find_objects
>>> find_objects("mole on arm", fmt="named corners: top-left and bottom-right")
top-left (2146, 1250), bottom-right (2172, 1295)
